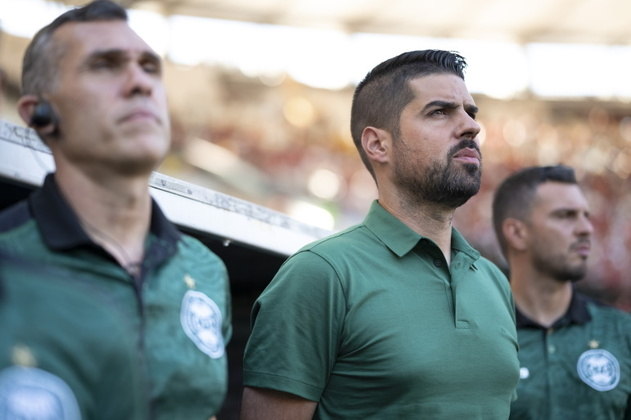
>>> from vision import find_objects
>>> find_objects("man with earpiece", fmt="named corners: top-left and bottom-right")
top-left (0, 1), bottom-right (232, 419)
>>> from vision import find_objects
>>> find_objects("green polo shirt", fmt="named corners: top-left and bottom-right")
top-left (0, 254), bottom-right (145, 419)
top-left (0, 174), bottom-right (232, 419)
top-left (511, 293), bottom-right (631, 419)
top-left (244, 200), bottom-right (519, 419)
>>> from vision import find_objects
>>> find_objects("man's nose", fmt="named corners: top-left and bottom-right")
top-left (577, 214), bottom-right (594, 235)
top-left (123, 63), bottom-right (154, 97)
top-left (458, 110), bottom-right (481, 140)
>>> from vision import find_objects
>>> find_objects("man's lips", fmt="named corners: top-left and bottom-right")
top-left (119, 109), bottom-right (160, 125)
top-left (571, 241), bottom-right (591, 257)
top-left (452, 147), bottom-right (481, 164)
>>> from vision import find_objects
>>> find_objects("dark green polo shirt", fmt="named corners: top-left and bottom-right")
top-left (244, 200), bottom-right (519, 419)
top-left (0, 254), bottom-right (145, 420)
top-left (0, 174), bottom-right (232, 419)
top-left (511, 293), bottom-right (631, 420)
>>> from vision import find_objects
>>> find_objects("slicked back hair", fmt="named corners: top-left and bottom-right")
top-left (21, 0), bottom-right (127, 96)
top-left (350, 49), bottom-right (467, 179)
top-left (492, 165), bottom-right (578, 255)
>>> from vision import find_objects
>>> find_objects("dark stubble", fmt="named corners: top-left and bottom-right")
top-left (532, 241), bottom-right (589, 283)
top-left (394, 139), bottom-right (482, 209)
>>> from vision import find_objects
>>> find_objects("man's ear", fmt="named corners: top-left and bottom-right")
top-left (502, 218), bottom-right (529, 252)
top-left (17, 95), bottom-right (58, 138)
top-left (361, 126), bottom-right (390, 164)
top-left (17, 95), bottom-right (39, 126)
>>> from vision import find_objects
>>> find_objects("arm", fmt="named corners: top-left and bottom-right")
top-left (240, 386), bottom-right (317, 420)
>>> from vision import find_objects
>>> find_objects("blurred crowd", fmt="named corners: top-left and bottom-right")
top-left (2, 63), bottom-right (630, 310)
top-left (160, 71), bottom-right (631, 311)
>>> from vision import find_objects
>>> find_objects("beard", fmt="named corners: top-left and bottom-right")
top-left (532, 244), bottom-right (588, 283)
top-left (393, 139), bottom-right (482, 208)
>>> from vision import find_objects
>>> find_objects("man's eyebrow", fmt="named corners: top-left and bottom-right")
top-left (140, 50), bottom-right (161, 63)
top-left (85, 48), bottom-right (126, 62)
top-left (83, 49), bottom-right (161, 64)
top-left (422, 100), bottom-right (479, 116)
top-left (551, 207), bottom-right (587, 215)
top-left (422, 100), bottom-right (458, 112)
top-left (465, 103), bottom-right (479, 116)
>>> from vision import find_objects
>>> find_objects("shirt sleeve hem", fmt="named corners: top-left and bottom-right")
top-left (243, 370), bottom-right (322, 402)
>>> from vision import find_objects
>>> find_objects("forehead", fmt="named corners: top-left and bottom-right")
top-left (53, 20), bottom-right (154, 59)
top-left (534, 182), bottom-right (589, 211)
top-left (406, 73), bottom-right (474, 104)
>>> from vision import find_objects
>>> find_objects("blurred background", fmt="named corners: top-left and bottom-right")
top-left (1, 0), bottom-right (630, 307)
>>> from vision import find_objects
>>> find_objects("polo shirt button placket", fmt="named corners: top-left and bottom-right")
top-left (546, 328), bottom-right (557, 356)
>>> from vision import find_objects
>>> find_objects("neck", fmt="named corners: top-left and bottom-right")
top-left (378, 192), bottom-right (455, 264)
top-left (510, 260), bottom-right (573, 327)
top-left (55, 165), bottom-right (152, 272)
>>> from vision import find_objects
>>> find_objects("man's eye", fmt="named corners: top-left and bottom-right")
top-left (558, 211), bottom-right (577, 219)
top-left (91, 59), bottom-right (114, 69)
top-left (142, 61), bottom-right (161, 74)
top-left (144, 63), bottom-right (159, 74)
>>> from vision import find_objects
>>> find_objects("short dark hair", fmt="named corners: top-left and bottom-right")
top-left (22, 0), bottom-right (128, 96)
top-left (350, 49), bottom-right (467, 178)
top-left (492, 165), bottom-right (578, 255)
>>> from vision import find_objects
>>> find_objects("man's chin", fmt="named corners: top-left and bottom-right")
top-left (111, 151), bottom-right (166, 176)
top-left (127, 134), bottom-right (170, 160)
top-left (433, 184), bottom-right (480, 208)
top-left (562, 266), bottom-right (588, 283)
top-left (461, 162), bottom-right (482, 177)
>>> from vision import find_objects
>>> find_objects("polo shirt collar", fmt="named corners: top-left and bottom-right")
top-left (30, 173), bottom-right (180, 252)
top-left (363, 200), bottom-right (480, 260)
top-left (515, 290), bottom-right (592, 329)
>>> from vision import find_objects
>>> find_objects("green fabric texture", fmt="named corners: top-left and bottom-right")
top-left (0, 225), bottom-right (232, 419)
top-left (0, 176), bottom-right (232, 419)
top-left (244, 200), bottom-right (519, 419)
top-left (142, 235), bottom-right (232, 418)
top-left (511, 300), bottom-right (631, 420)
top-left (0, 256), bottom-right (146, 420)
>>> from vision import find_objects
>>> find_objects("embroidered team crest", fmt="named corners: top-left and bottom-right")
top-left (180, 290), bottom-right (225, 359)
top-left (577, 349), bottom-right (620, 391)
top-left (0, 366), bottom-right (81, 419)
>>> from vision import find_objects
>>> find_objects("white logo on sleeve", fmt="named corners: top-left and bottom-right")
top-left (0, 366), bottom-right (81, 419)
top-left (577, 349), bottom-right (620, 391)
top-left (180, 290), bottom-right (225, 359)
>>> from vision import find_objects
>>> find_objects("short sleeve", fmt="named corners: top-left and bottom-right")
top-left (243, 250), bottom-right (346, 401)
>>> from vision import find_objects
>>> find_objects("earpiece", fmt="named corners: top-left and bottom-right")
top-left (29, 100), bottom-right (60, 139)
top-left (30, 101), bottom-right (58, 128)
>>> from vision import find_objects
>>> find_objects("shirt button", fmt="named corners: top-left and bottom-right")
top-left (433, 258), bottom-right (442, 267)
top-left (548, 345), bottom-right (556, 354)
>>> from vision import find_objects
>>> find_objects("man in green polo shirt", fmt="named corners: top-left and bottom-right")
top-left (492, 165), bottom-right (631, 419)
top-left (241, 50), bottom-right (520, 419)
top-left (0, 253), bottom-right (145, 419)
top-left (0, 1), bottom-right (231, 418)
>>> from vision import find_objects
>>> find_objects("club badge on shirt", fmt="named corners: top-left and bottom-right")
top-left (180, 289), bottom-right (225, 359)
top-left (0, 366), bottom-right (81, 419)
top-left (577, 348), bottom-right (620, 391)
